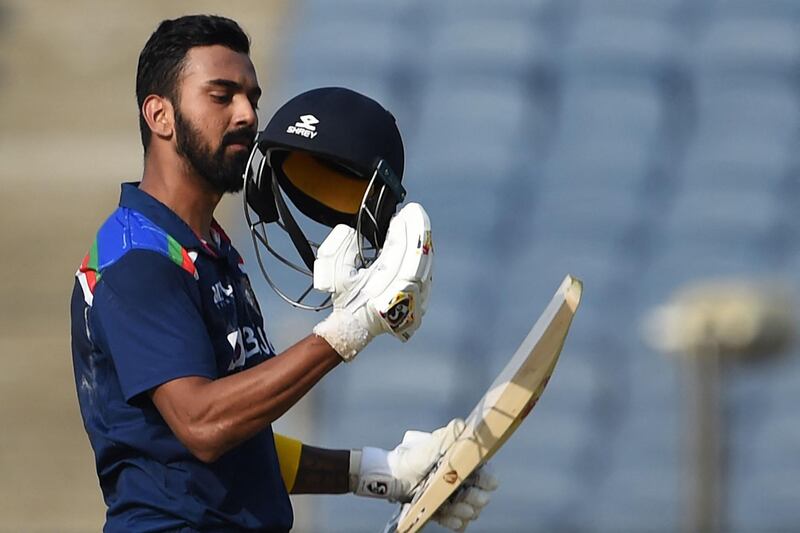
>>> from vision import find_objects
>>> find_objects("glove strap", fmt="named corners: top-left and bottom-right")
top-left (352, 446), bottom-right (406, 501)
top-left (348, 449), bottom-right (362, 492)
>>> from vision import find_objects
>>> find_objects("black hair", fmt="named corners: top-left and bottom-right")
top-left (136, 14), bottom-right (250, 151)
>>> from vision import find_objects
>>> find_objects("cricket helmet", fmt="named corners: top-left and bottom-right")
top-left (243, 87), bottom-right (407, 310)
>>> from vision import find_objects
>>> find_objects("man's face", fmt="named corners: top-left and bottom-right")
top-left (173, 45), bottom-right (261, 194)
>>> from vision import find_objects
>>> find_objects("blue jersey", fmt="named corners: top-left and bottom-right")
top-left (70, 183), bottom-right (293, 532)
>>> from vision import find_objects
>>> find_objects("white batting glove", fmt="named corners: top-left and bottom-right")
top-left (433, 465), bottom-right (498, 531)
top-left (313, 203), bottom-right (433, 361)
top-left (350, 419), bottom-right (498, 531)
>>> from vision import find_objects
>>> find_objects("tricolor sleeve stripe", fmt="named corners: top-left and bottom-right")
top-left (76, 266), bottom-right (95, 306)
top-left (77, 243), bottom-right (101, 305)
top-left (75, 207), bottom-right (201, 306)
top-left (88, 239), bottom-right (99, 271)
top-left (166, 234), bottom-right (198, 279)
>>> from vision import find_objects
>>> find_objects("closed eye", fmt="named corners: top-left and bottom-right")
top-left (211, 93), bottom-right (232, 104)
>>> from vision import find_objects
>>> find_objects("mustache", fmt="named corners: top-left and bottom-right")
top-left (222, 128), bottom-right (256, 149)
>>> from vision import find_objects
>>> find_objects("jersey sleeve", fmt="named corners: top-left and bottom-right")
top-left (91, 249), bottom-right (218, 402)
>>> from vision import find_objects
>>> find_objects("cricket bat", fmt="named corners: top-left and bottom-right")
top-left (383, 274), bottom-right (583, 533)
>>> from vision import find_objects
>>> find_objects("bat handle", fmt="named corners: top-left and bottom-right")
top-left (382, 503), bottom-right (412, 533)
top-left (381, 505), bottom-right (401, 533)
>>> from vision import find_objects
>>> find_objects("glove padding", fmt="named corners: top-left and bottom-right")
top-left (434, 466), bottom-right (498, 531)
top-left (351, 419), bottom-right (498, 532)
top-left (313, 203), bottom-right (433, 361)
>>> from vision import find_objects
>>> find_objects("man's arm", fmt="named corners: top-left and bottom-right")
top-left (291, 445), bottom-right (350, 494)
top-left (278, 421), bottom-right (498, 532)
top-left (152, 205), bottom-right (432, 464)
top-left (150, 334), bottom-right (340, 463)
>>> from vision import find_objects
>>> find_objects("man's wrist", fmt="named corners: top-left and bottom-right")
top-left (313, 309), bottom-right (372, 361)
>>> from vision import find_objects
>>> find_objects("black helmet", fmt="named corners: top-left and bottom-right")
top-left (243, 87), bottom-right (407, 309)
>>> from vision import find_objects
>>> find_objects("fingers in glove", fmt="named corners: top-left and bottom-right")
top-left (466, 465), bottom-right (499, 492)
top-left (434, 499), bottom-right (476, 531)
top-left (448, 501), bottom-right (478, 520)
top-left (314, 225), bottom-right (360, 293)
top-left (436, 515), bottom-right (464, 531)
top-left (459, 486), bottom-right (491, 510)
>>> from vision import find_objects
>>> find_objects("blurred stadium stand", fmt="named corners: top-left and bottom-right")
top-left (245, 0), bottom-right (800, 531)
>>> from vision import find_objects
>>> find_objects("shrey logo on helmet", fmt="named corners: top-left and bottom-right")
top-left (243, 87), bottom-right (407, 311)
top-left (286, 114), bottom-right (319, 138)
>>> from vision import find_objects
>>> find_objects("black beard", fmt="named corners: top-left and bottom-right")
top-left (174, 109), bottom-right (254, 194)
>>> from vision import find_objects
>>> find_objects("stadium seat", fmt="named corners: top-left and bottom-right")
top-left (712, 0), bottom-right (800, 21)
top-left (287, 19), bottom-right (415, 80)
top-left (557, 79), bottom-right (664, 144)
top-left (693, 80), bottom-right (800, 143)
top-left (694, 18), bottom-right (800, 79)
top-left (300, 0), bottom-right (418, 23)
top-left (435, 0), bottom-right (555, 23)
top-left (664, 187), bottom-right (777, 244)
top-left (425, 19), bottom-right (552, 80)
top-left (576, 0), bottom-right (688, 21)
top-left (679, 137), bottom-right (791, 192)
top-left (563, 15), bottom-right (683, 78)
top-left (409, 81), bottom-right (532, 184)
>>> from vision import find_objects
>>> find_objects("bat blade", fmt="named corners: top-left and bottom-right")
top-left (386, 275), bottom-right (583, 533)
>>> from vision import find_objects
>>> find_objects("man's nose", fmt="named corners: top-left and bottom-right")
top-left (234, 96), bottom-right (258, 129)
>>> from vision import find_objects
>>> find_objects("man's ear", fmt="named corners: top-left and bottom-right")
top-left (142, 95), bottom-right (174, 141)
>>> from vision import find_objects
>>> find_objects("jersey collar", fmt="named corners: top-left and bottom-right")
top-left (119, 182), bottom-right (216, 256)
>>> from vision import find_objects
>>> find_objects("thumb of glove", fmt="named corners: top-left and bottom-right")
top-left (314, 224), bottom-right (360, 295)
top-left (388, 419), bottom-right (466, 484)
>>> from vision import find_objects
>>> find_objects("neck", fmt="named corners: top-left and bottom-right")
top-left (140, 152), bottom-right (222, 242)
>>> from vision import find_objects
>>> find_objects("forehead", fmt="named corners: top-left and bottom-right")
top-left (180, 45), bottom-right (258, 89)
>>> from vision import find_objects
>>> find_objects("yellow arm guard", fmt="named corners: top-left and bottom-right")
top-left (273, 433), bottom-right (303, 493)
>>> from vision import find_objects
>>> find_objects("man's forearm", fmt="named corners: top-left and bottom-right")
top-left (151, 334), bottom-right (341, 463)
top-left (291, 445), bottom-right (350, 494)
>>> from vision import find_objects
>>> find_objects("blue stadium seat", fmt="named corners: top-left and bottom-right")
top-left (287, 19), bottom-right (415, 80)
top-left (680, 138), bottom-right (791, 192)
top-left (542, 141), bottom-right (653, 192)
top-left (526, 186), bottom-right (644, 245)
top-left (410, 81), bottom-right (532, 183)
top-left (435, 0), bottom-right (554, 23)
top-left (425, 19), bottom-right (552, 80)
top-left (639, 239), bottom-right (775, 310)
top-left (589, 464), bottom-right (681, 531)
top-left (663, 187), bottom-right (777, 245)
top-left (300, 0), bottom-right (418, 23)
top-left (693, 80), bottom-right (800, 142)
top-left (713, 0), bottom-right (800, 20)
top-left (563, 15), bottom-right (683, 78)
top-left (576, 0), bottom-right (688, 20)
top-left (557, 80), bottom-right (664, 144)
top-left (694, 18), bottom-right (800, 79)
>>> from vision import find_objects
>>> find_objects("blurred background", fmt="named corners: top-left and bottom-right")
top-left (2, 0), bottom-right (800, 532)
